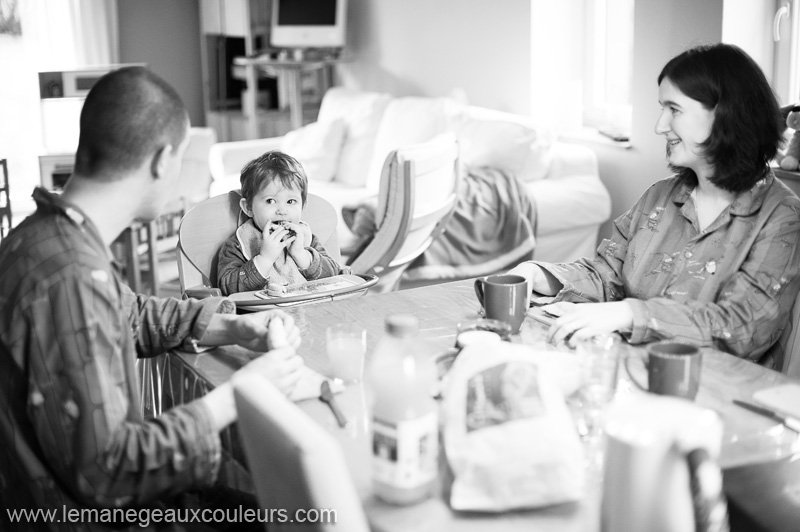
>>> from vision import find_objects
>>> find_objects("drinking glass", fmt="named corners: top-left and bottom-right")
top-left (326, 324), bottom-right (367, 384)
top-left (574, 333), bottom-right (621, 448)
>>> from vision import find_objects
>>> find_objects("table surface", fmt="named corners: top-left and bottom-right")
top-left (173, 279), bottom-right (800, 532)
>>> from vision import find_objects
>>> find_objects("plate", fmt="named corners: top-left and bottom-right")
top-left (228, 273), bottom-right (379, 309)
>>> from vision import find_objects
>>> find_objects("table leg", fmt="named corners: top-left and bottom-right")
top-left (145, 220), bottom-right (159, 297)
top-left (286, 69), bottom-right (304, 131)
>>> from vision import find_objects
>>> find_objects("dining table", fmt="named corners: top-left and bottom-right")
top-left (163, 278), bottom-right (800, 532)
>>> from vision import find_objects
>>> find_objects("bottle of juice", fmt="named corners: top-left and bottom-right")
top-left (368, 314), bottom-right (438, 505)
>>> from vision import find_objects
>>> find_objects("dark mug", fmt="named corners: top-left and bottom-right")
top-left (473, 274), bottom-right (528, 334)
top-left (624, 341), bottom-right (702, 400)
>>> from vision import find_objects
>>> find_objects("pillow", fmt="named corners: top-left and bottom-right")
top-left (317, 88), bottom-right (392, 188)
top-left (280, 118), bottom-right (345, 182)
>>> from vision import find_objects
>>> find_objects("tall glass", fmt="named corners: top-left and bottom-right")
top-left (326, 324), bottom-right (367, 384)
top-left (574, 333), bottom-right (621, 468)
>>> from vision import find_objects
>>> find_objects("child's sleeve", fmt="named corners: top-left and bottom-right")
top-left (300, 234), bottom-right (342, 280)
top-left (216, 237), bottom-right (269, 295)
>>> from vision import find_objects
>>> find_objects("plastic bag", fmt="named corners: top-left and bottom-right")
top-left (441, 342), bottom-right (584, 511)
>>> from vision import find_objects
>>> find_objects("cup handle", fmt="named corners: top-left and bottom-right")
top-left (623, 353), bottom-right (648, 392)
top-left (474, 278), bottom-right (485, 307)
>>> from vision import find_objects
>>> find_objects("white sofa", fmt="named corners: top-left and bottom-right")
top-left (208, 87), bottom-right (611, 265)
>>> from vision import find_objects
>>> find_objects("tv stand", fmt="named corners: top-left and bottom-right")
top-left (234, 53), bottom-right (345, 138)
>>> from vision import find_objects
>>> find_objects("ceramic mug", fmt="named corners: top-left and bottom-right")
top-left (602, 394), bottom-right (725, 532)
top-left (625, 341), bottom-right (702, 400)
top-left (473, 274), bottom-right (529, 334)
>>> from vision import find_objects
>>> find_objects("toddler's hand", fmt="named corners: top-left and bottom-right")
top-left (259, 225), bottom-right (291, 263)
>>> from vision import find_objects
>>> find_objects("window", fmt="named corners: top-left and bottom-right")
top-left (773, 0), bottom-right (800, 105)
top-left (582, 0), bottom-right (634, 134)
top-left (530, 0), bottom-right (634, 139)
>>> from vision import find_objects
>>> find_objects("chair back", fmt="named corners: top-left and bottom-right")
top-left (777, 289), bottom-right (800, 378)
top-left (177, 190), bottom-right (341, 296)
top-left (233, 373), bottom-right (370, 532)
top-left (348, 134), bottom-right (460, 293)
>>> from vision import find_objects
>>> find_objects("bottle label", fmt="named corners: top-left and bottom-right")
top-left (372, 412), bottom-right (438, 489)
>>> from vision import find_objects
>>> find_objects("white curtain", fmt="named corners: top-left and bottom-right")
top-left (20, 0), bottom-right (118, 69)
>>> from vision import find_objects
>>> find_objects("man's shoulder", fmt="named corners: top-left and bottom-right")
top-left (0, 215), bottom-right (110, 294)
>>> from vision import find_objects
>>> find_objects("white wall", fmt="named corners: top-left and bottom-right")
top-left (117, 0), bottom-right (205, 127)
top-left (722, 0), bottom-right (776, 78)
top-left (337, 0), bottom-right (531, 114)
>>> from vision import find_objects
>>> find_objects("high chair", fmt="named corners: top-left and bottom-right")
top-left (347, 133), bottom-right (460, 293)
top-left (176, 190), bottom-right (341, 299)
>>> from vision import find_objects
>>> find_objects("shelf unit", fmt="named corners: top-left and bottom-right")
top-left (199, 0), bottom-right (334, 142)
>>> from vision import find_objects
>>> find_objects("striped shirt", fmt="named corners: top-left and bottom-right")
top-left (533, 173), bottom-right (800, 365)
top-left (0, 188), bottom-right (235, 530)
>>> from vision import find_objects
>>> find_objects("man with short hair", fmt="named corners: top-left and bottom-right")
top-left (0, 67), bottom-right (303, 531)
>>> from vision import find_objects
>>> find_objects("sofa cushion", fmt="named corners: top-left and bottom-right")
top-left (365, 96), bottom-right (456, 193)
top-left (317, 87), bottom-right (391, 188)
top-left (280, 118), bottom-right (345, 182)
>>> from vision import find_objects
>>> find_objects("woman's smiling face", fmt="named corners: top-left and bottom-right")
top-left (655, 77), bottom-right (716, 179)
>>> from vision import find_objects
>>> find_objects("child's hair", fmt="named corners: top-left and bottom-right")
top-left (239, 150), bottom-right (308, 207)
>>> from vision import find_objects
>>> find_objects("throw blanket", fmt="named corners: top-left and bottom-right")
top-left (343, 166), bottom-right (537, 282)
top-left (236, 219), bottom-right (308, 286)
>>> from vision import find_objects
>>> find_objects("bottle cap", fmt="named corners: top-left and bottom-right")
top-left (385, 314), bottom-right (419, 337)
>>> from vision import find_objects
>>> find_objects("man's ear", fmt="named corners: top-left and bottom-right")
top-left (239, 197), bottom-right (253, 217)
top-left (150, 144), bottom-right (174, 179)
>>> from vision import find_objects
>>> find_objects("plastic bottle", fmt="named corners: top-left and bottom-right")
top-left (367, 314), bottom-right (438, 505)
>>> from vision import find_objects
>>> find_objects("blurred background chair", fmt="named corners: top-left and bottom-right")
top-left (347, 134), bottom-right (460, 293)
top-left (233, 372), bottom-right (370, 532)
top-left (776, 290), bottom-right (800, 379)
top-left (176, 190), bottom-right (341, 299)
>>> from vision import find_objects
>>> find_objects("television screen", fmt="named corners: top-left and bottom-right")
top-left (271, 0), bottom-right (346, 49)
top-left (277, 0), bottom-right (337, 25)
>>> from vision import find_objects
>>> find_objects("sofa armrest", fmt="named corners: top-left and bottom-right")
top-left (209, 136), bottom-right (285, 183)
top-left (527, 173), bottom-right (611, 236)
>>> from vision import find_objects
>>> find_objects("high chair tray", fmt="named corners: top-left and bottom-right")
top-left (228, 274), bottom-right (379, 309)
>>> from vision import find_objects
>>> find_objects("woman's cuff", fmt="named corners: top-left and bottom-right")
top-left (623, 298), bottom-right (650, 344)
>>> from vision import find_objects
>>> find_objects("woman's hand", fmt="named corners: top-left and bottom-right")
top-left (506, 262), bottom-right (563, 297)
top-left (544, 301), bottom-right (633, 345)
top-left (232, 311), bottom-right (302, 352)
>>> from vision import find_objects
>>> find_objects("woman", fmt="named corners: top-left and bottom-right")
top-left (509, 43), bottom-right (800, 366)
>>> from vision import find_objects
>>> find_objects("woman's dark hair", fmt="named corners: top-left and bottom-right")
top-left (74, 67), bottom-right (188, 179)
top-left (240, 150), bottom-right (308, 207)
top-left (658, 43), bottom-right (784, 192)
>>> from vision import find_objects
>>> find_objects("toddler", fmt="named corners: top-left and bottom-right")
top-left (217, 151), bottom-right (341, 295)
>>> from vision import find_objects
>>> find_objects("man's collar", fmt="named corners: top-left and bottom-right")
top-left (32, 187), bottom-right (110, 257)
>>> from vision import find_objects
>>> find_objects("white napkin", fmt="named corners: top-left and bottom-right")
top-left (289, 364), bottom-right (345, 402)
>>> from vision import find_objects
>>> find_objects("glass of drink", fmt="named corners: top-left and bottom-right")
top-left (574, 333), bottom-right (621, 441)
top-left (326, 323), bottom-right (367, 384)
